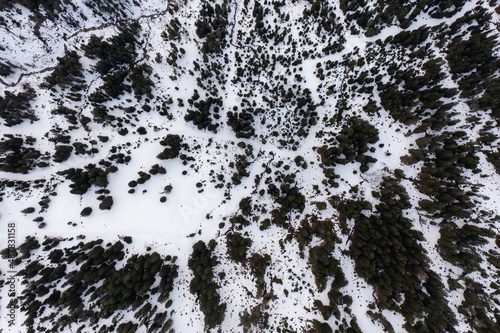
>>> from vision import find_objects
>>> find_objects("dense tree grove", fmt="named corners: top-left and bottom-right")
top-left (195, 1), bottom-right (229, 55)
top-left (318, 116), bottom-right (379, 182)
top-left (57, 163), bottom-right (116, 195)
top-left (340, 0), bottom-right (467, 36)
top-left (185, 96), bottom-right (222, 132)
top-left (336, 176), bottom-right (457, 331)
top-left (444, 8), bottom-right (500, 119)
top-left (11, 237), bottom-right (178, 333)
top-left (267, 173), bottom-right (306, 228)
top-left (157, 134), bottom-right (183, 160)
top-left (0, 60), bottom-right (14, 77)
top-left (51, 105), bottom-right (78, 125)
top-left (414, 131), bottom-right (479, 220)
top-left (227, 109), bottom-right (255, 139)
top-left (0, 135), bottom-right (42, 173)
top-left (0, 86), bottom-right (38, 127)
top-left (226, 232), bottom-right (252, 263)
top-left (188, 240), bottom-right (226, 329)
top-left (43, 50), bottom-right (84, 89)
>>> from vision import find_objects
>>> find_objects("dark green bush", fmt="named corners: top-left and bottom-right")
top-left (80, 207), bottom-right (92, 217)
top-left (98, 196), bottom-right (113, 210)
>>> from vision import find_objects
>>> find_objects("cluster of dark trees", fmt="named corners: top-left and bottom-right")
top-left (443, 9), bottom-right (500, 176)
top-left (445, 9), bottom-right (498, 109)
top-left (51, 105), bottom-right (78, 125)
top-left (226, 232), bottom-right (252, 263)
top-left (378, 55), bottom-right (457, 133)
top-left (98, 69), bottom-right (130, 100)
top-left (14, 237), bottom-right (178, 333)
top-left (389, 25), bottom-right (431, 48)
top-left (239, 303), bottom-right (270, 331)
top-left (400, 128), bottom-right (496, 293)
top-left (252, 0), bottom-right (271, 38)
top-left (230, 153), bottom-right (251, 185)
top-left (127, 168), bottom-right (165, 194)
top-left (157, 134), bottom-right (183, 160)
top-left (57, 162), bottom-right (116, 195)
top-left (130, 64), bottom-right (154, 99)
top-left (263, 84), bottom-right (319, 148)
top-left (459, 279), bottom-right (500, 332)
top-left (82, 24), bottom-right (154, 122)
top-left (195, 1), bottom-right (229, 55)
top-left (184, 96), bottom-right (222, 133)
top-left (239, 252), bottom-right (272, 331)
top-left (249, 252), bottom-right (271, 296)
top-left (318, 117), bottom-right (378, 182)
top-left (266, 173), bottom-right (305, 228)
top-left (228, 197), bottom-right (253, 230)
top-left (0, 0), bottom-right (66, 13)
top-left (0, 85), bottom-right (38, 127)
top-left (311, 1), bottom-right (343, 36)
top-left (439, 221), bottom-right (494, 274)
top-left (409, 131), bottom-right (497, 311)
top-left (297, 217), bottom-right (341, 290)
top-left (412, 131), bottom-right (479, 220)
top-left (291, 89), bottom-right (319, 137)
top-left (98, 195), bottom-right (113, 210)
top-left (43, 50), bottom-right (84, 89)
top-left (72, 140), bottom-right (98, 155)
top-left (293, 214), bottom-right (358, 331)
top-left (53, 144), bottom-right (73, 162)
top-left (0, 0), bottom-right (131, 18)
top-left (227, 109), bottom-right (255, 139)
top-left (0, 235), bottom-right (39, 263)
top-left (339, 0), bottom-right (466, 36)
top-left (335, 175), bottom-right (457, 332)
top-left (89, 104), bottom-right (111, 123)
top-left (149, 163), bottom-right (166, 176)
top-left (360, 13), bottom-right (500, 330)
top-left (0, 60), bottom-right (15, 77)
top-left (162, 17), bottom-right (182, 41)
top-left (163, 41), bottom-right (186, 67)
top-left (188, 240), bottom-right (226, 329)
top-left (226, 195), bottom-right (272, 330)
top-left (0, 135), bottom-right (42, 173)
top-left (83, 25), bottom-right (137, 119)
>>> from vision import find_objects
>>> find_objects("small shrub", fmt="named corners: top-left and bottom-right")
top-left (22, 207), bottom-right (36, 214)
top-left (80, 207), bottom-right (93, 217)
top-left (99, 196), bottom-right (114, 210)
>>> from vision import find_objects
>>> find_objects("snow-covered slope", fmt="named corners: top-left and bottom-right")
top-left (1, 0), bottom-right (500, 332)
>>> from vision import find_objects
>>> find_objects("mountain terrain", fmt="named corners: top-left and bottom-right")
top-left (0, 0), bottom-right (500, 332)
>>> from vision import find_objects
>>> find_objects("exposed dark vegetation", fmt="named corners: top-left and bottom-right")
top-left (339, 0), bottom-right (467, 36)
top-left (82, 23), bottom-right (155, 124)
top-left (195, 1), bottom-right (229, 55)
top-left (318, 117), bottom-right (379, 185)
top-left (185, 96), bottom-right (222, 132)
top-left (43, 50), bottom-right (84, 89)
top-left (267, 172), bottom-right (306, 228)
top-left (10, 236), bottom-right (178, 333)
top-left (0, 135), bottom-right (43, 173)
top-left (0, 86), bottom-right (38, 127)
top-left (0, 0), bottom-right (135, 18)
top-left (57, 163), bottom-right (117, 195)
top-left (188, 240), bottom-right (226, 329)
top-left (157, 134), bottom-right (183, 160)
top-left (226, 232), bottom-right (252, 263)
top-left (335, 175), bottom-right (457, 331)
